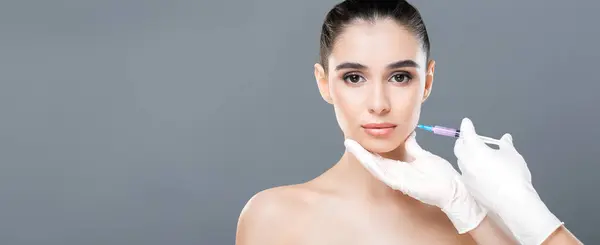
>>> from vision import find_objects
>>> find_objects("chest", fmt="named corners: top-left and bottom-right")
top-left (283, 206), bottom-right (476, 245)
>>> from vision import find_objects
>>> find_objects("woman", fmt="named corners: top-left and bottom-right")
top-left (236, 1), bottom-right (515, 244)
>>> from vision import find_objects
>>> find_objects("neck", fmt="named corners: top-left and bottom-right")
top-left (323, 144), bottom-right (410, 201)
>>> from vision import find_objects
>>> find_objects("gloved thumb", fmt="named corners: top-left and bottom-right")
top-left (344, 138), bottom-right (388, 181)
top-left (404, 131), bottom-right (429, 159)
top-left (459, 117), bottom-right (484, 147)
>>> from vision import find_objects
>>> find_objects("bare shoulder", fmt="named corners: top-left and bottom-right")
top-left (237, 185), bottom-right (310, 225)
top-left (235, 184), bottom-right (319, 245)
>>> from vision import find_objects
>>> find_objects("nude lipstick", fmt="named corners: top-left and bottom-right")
top-left (361, 122), bottom-right (397, 137)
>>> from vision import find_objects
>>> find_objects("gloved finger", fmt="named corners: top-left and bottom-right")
top-left (459, 117), bottom-right (485, 148)
top-left (497, 133), bottom-right (521, 153)
top-left (344, 138), bottom-right (389, 181)
top-left (378, 158), bottom-right (421, 179)
top-left (344, 139), bottom-right (422, 194)
top-left (499, 133), bottom-right (513, 147)
top-left (456, 157), bottom-right (474, 177)
top-left (453, 138), bottom-right (465, 159)
top-left (377, 159), bottom-right (424, 196)
top-left (454, 139), bottom-right (477, 174)
top-left (501, 133), bottom-right (513, 144)
top-left (411, 154), bottom-right (455, 178)
top-left (456, 158), bottom-right (465, 173)
top-left (454, 137), bottom-right (476, 164)
top-left (404, 131), bottom-right (430, 160)
top-left (405, 132), bottom-right (450, 173)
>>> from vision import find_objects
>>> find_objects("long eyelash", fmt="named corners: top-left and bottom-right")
top-left (394, 71), bottom-right (412, 78)
top-left (342, 72), bottom-right (360, 79)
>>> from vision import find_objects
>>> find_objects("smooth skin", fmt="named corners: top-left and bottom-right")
top-left (543, 227), bottom-right (582, 245)
top-left (236, 18), bottom-right (512, 245)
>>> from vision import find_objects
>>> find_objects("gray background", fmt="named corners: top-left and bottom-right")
top-left (0, 0), bottom-right (598, 244)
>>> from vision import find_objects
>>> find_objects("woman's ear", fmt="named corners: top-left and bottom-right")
top-left (422, 59), bottom-right (435, 103)
top-left (314, 63), bottom-right (333, 104)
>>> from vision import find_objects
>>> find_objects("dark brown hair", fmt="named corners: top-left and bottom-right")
top-left (319, 0), bottom-right (430, 71)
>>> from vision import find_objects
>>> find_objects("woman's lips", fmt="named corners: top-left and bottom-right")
top-left (361, 123), bottom-right (397, 137)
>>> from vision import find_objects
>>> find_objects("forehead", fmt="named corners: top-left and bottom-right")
top-left (329, 18), bottom-right (426, 69)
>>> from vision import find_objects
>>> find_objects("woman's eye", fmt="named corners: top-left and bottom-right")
top-left (343, 74), bottom-right (364, 84)
top-left (391, 73), bottom-right (411, 83)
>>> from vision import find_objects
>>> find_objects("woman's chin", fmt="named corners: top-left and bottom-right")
top-left (357, 137), bottom-right (404, 154)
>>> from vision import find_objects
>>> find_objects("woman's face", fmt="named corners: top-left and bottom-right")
top-left (315, 18), bottom-right (435, 155)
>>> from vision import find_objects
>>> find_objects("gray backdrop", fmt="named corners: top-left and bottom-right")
top-left (1, 0), bottom-right (598, 244)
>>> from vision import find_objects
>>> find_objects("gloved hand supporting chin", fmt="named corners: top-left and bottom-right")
top-left (344, 133), bottom-right (487, 234)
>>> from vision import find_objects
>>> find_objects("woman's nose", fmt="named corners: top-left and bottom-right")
top-left (367, 83), bottom-right (391, 115)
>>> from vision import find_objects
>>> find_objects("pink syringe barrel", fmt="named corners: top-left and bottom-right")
top-left (432, 126), bottom-right (461, 138)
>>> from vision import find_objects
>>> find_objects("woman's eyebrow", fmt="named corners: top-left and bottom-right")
top-left (386, 60), bottom-right (419, 69)
top-left (334, 60), bottom-right (419, 71)
top-left (335, 62), bottom-right (367, 71)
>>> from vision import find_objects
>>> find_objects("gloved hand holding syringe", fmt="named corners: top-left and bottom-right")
top-left (344, 118), bottom-right (583, 245)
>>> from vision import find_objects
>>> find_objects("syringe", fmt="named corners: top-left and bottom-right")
top-left (416, 124), bottom-right (501, 145)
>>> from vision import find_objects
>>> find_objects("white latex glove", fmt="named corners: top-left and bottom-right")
top-left (344, 133), bottom-right (487, 234)
top-left (454, 118), bottom-right (563, 245)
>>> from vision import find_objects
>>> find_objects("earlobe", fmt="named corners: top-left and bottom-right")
top-left (314, 63), bottom-right (333, 104)
top-left (422, 60), bottom-right (435, 103)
